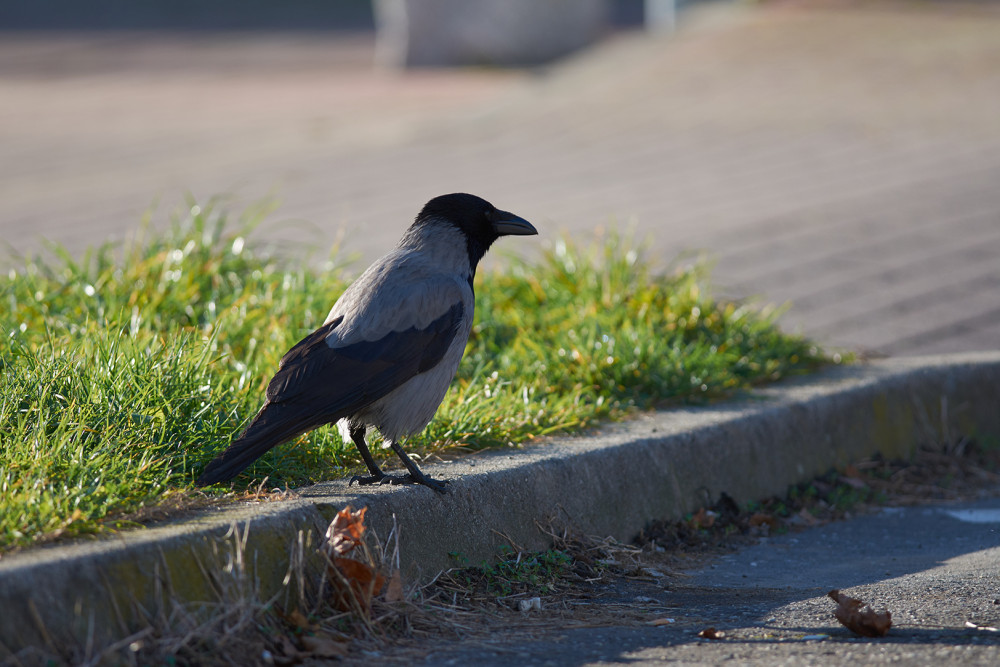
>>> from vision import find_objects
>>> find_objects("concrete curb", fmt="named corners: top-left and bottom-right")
top-left (2, 352), bottom-right (999, 654)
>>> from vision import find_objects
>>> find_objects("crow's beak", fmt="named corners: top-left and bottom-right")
top-left (491, 209), bottom-right (537, 236)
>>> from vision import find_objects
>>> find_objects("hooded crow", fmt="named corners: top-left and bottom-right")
top-left (196, 193), bottom-right (537, 493)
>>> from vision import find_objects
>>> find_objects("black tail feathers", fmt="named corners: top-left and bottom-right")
top-left (195, 408), bottom-right (313, 486)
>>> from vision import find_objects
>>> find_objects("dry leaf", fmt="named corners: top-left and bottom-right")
top-left (334, 557), bottom-right (386, 591)
top-left (325, 506), bottom-right (368, 557)
top-left (330, 556), bottom-right (386, 613)
top-left (648, 618), bottom-right (675, 626)
top-left (384, 570), bottom-right (404, 603)
top-left (698, 627), bottom-right (725, 640)
top-left (300, 635), bottom-right (350, 658)
top-left (828, 590), bottom-right (892, 637)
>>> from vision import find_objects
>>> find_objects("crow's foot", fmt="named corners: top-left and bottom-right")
top-left (410, 474), bottom-right (449, 494)
top-left (348, 472), bottom-right (449, 494)
top-left (349, 472), bottom-right (406, 486)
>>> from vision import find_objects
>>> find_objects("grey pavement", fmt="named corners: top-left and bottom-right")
top-left (3, 1), bottom-right (1000, 356)
top-left (385, 497), bottom-right (1000, 666)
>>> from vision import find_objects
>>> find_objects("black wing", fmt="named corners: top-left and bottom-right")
top-left (196, 301), bottom-right (464, 485)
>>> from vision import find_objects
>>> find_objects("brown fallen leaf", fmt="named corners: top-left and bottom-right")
top-left (330, 556), bottom-right (386, 613)
top-left (698, 627), bottom-right (725, 640)
top-left (325, 506), bottom-right (368, 557)
top-left (321, 505), bottom-right (390, 614)
top-left (648, 618), bottom-right (676, 626)
top-left (828, 589), bottom-right (892, 637)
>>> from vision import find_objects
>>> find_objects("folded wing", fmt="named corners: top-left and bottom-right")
top-left (196, 301), bottom-right (464, 485)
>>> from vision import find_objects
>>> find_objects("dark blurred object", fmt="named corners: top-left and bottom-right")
top-left (0, 0), bottom-right (720, 72)
top-left (0, 0), bottom-right (375, 30)
top-left (0, 0), bottom-right (685, 32)
top-left (611, 0), bottom-right (647, 27)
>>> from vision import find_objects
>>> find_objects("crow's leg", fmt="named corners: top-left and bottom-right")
top-left (347, 427), bottom-right (448, 493)
top-left (348, 424), bottom-right (390, 486)
top-left (387, 439), bottom-right (449, 494)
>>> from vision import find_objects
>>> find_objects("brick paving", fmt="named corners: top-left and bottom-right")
top-left (2, 1), bottom-right (999, 356)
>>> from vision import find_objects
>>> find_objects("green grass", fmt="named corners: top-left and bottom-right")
top-left (0, 200), bottom-right (830, 550)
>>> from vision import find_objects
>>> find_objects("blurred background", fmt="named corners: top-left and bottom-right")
top-left (2, 0), bottom-right (999, 356)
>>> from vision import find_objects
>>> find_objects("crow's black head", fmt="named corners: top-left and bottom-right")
top-left (415, 193), bottom-right (536, 268)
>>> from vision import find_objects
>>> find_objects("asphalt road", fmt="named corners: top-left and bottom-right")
top-left (365, 497), bottom-right (1000, 666)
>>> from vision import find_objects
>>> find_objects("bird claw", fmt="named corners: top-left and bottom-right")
top-left (413, 476), bottom-right (450, 494)
top-left (378, 473), bottom-right (413, 486)
top-left (348, 472), bottom-right (449, 494)
top-left (348, 473), bottom-right (390, 486)
top-left (348, 472), bottom-right (411, 486)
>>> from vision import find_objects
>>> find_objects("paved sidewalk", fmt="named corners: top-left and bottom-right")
top-left (2, 1), bottom-right (999, 355)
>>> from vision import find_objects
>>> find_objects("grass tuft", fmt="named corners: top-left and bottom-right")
top-left (0, 202), bottom-right (830, 550)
